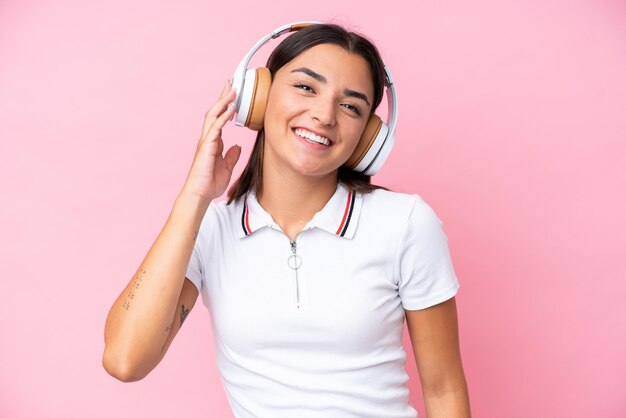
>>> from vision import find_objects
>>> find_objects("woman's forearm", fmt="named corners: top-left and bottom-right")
top-left (102, 190), bottom-right (209, 381)
top-left (424, 385), bottom-right (471, 418)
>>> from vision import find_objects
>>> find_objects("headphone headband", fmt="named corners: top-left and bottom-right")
top-left (232, 22), bottom-right (324, 110)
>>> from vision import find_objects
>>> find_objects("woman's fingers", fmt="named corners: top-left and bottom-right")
top-left (201, 86), bottom-right (236, 139)
top-left (223, 144), bottom-right (242, 173)
top-left (201, 80), bottom-right (233, 131)
top-left (203, 98), bottom-right (237, 144)
top-left (214, 80), bottom-right (234, 110)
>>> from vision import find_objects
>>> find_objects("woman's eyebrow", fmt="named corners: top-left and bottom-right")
top-left (344, 89), bottom-right (371, 107)
top-left (290, 67), bottom-right (371, 107)
top-left (291, 67), bottom-right (327, 83)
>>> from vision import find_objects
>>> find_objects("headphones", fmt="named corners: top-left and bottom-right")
top-left (231, 21), bottom-right (398, 176)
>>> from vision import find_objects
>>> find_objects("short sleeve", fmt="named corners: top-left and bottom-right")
top-left (395, 196), bottom-right (460, 310)
top-left (184, 203), bottom-right (217, 293)
top-left (185, 240), bottom-right (204, 292)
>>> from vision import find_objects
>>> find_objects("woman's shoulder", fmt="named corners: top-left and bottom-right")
top-left (359, 187), bottom-right (441, 227)
top-left (361, 186), bottom-right (426, 208)
top-left (209, 195), bottom-right (244, 211)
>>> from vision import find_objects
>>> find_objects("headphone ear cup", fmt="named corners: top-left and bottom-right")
top-left (345, 114), bottom-right (383, 170)
top-left (246, 67), bottom-right (272, 131)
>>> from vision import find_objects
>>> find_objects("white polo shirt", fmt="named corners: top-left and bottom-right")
top-left (185, 182), bottom-right (460, 418)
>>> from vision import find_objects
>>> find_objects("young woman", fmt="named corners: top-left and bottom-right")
top-left (103, 22), bottom-right (471, 418)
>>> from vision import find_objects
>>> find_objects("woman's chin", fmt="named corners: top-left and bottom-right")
top-left (290, 161), bottom-right (338, 179)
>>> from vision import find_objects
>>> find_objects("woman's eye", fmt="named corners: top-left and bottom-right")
top-left (342, 104), bottom-right (362, 116)
top-left (294, 83), bottom-right (315, 93)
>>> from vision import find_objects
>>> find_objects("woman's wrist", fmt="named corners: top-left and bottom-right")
top-left (171, 188), bottom-right (212, 228)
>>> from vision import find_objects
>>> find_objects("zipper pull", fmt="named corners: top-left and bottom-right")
top-left (287, 240), bottom-right (302, 269)
top-left (290, 240), bottom-right (297, 254)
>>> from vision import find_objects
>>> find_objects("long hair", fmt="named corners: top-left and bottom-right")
top-left (227, 23), bottom-right (389, 204)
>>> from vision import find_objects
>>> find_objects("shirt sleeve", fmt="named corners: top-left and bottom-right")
top-left (395, 196), bottom-right (460, 310)
top-left (184, 203), bottom-right (217, 293)
top-left (185, 239), bottom-right (204, 292)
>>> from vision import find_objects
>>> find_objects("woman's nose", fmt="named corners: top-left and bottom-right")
top-left (310, 97), bottom-right (336, 126)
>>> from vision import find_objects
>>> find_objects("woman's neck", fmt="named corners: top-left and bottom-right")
top-left (257, 163), bottom-right (338, 240)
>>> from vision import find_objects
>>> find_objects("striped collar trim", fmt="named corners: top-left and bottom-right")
top-left (237, 182), bottom-right (362, 239)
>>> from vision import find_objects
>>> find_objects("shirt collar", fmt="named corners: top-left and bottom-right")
top-left (237, 182), bottom-right (363, 240)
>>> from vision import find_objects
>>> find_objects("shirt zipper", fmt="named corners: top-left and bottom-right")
top-left (271, 225), bottom-right (307, 309)
top-left (289, 240), bottom-right (301, 308)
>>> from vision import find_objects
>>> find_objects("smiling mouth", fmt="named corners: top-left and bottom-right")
top-left (293, 128), bottom-right (332, 146)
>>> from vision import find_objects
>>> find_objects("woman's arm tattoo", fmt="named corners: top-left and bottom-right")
top-left (122, 268), bottom-right (145, 311)
top-left (180, 304), bottom-right (190, 327)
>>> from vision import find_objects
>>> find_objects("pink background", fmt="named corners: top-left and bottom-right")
top-left (1, 0), bottom-right (625, 417)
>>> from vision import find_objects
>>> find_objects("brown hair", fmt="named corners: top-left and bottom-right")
top-left (227, 23), bottom-right (390, 204)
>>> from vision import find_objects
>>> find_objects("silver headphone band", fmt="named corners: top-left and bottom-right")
top-left (240, 22), bottom-right (325, 71)
top-left (232, 22), bottom-right (323, 110)
top-left (384, 67), bottom-right (398, 142)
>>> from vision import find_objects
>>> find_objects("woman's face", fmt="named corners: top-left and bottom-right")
top-left (263, 43), bottom-right (374, 180)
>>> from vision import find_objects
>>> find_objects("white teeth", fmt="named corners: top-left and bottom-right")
top-left (294, 128), bottom-right (330, 146)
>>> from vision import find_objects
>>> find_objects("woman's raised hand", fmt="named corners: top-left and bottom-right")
top-left (181, 80), bottom-right (241, 202)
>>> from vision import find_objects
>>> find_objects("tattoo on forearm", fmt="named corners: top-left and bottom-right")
top-left (180, 304), bottom-right (190, 327)
top-left (122, 268), bottom-right (145, 311)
